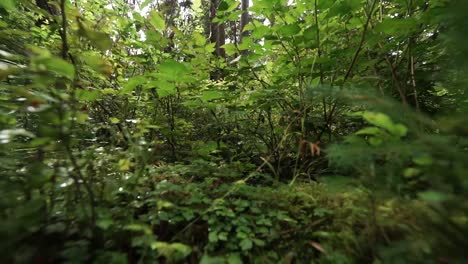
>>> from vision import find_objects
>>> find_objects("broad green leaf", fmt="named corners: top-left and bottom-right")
top-left (151, 242), bottom-right (191, 260)
top-left (0, 0), bottom-right (16, 11)
top-left (193, 32), bottom-right (206, 46)
top-left (159, 59), bottom-right (189, 75)
top-left (375, 18), bottom-right (418, 36)
top-left (355, 127), bottom-right (382, 136)
top-left (81, 52), bottom-right (112, 75)
top-left (101, 88), bottom-right (117, 95)
top-left (369, 137), bottom-right (383, 146)
top-left (155, 60), bottom-right (191, 82)
top-left (201, 91), bottom-right (223, 101)
top-left (140, 0), bottom-right (153, 9)
top-left (413, 155), bottom-right (433, 166)
top-left (208, 231), bottom-right (218, 242)
top-left (277, 23), bottom-right (301, 37)
top-left (358, 111), bottom-right (408, 137)
top-left (79, 24), bottom-right (113, 51)
top-left (118, 158), bottom-right (131, 171)
top-left (250, 25), bottom-right (271, 38)
top-left (218, 1), bottom-right (229, 11)
top-left (217, 0), bottom-right (240, 12)
top-left (252, 238), bottom-right (266, 247)
top-left (418, 191), bottom-right (449, 203)
top-left (404, 168), bottom-right (421, 177)
top-left (303, 26), bottom-right (317, 41)
top-left (238, 37), bottom-right (253, 50)
top-left (124, 224), bottom-right (152, 235)
top-left (206, 42), bottom-right (216, 53)
top-left (200, 255), bottom-right (225, 264)
top-left (157, 84), bottom-right (176, 97)
top-left (146, 30), bottom-right (168, 47)
top-left (149, 11), bottom-right (166, 31)
top-left (0, 20), bottom-right (8, 28)
top-left (227, 254), bottom-right (242, 264)
top-left (251, 0), bottom-right (280, 11)
top-left (76, 90), bottom-right (100, 102)
top-left (239, 238), bottom-right (253, 251)
top-left (40, 57), bottom-right (75, 80)
top-left (327, 0), bottom-right (362, 18)
top-left (228, 1), bottom-right (240, 12)
top-left (222, 43), bottom-right (237, 56)
top-left (145, 80), bottom-right (173, 90)
top-left (75, 112), bottom-right (89, 124)
top-left (122, 76), bottom-right (147, 94)
top-left (97, 218), bottom-right (113, 230)
top-left (110, 117), bottom-right (120, 124)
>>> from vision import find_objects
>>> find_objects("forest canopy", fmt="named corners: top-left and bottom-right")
top-left (0, 0), bottom-right (467, 263)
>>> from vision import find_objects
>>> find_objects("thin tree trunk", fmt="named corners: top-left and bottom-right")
top-left (240, 0), bottom-right (250, 43)
top-left (210, 0), bottom-right (226, 58)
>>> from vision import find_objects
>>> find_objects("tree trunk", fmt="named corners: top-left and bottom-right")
top-left (210, 0), bottom-right (226, 58)
top-left (240, 0), bottom-right (250, 43)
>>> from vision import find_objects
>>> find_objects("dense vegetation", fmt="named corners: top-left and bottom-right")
top-left (0, 0), bottom-right (467, 263)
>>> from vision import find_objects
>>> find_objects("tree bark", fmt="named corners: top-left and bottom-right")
top-left (240, 0), bottom-right (250, 43)
top-left (210, 0), bottom-right (226, 58)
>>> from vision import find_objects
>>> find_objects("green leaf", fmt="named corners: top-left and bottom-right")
top-left (391, 124), bottom-right (408, 137)
top-left (251, 25), bottom-right (271, 38)
top-left (208, 231), bottom-right (218, 242)
top-left (124, 224), bottom-right (152, 235)
top-left (227, 254), bottom-right (242, 264)
top-left (193, 32), bottom-right (206, 46)
top-left (404, 168), bottom-right (421, 177)
top-left (75, 112), bottom-right (89, 124)
top-left (355, 127), bottom-right (382, 136)
top-left (159, 59), bottom-right (189, 75)
top-left (151, 242), bottom-right (191, 261)
top-left (369, 137), bottom-right (383, 146)
top-left (252, 238), bottom-right (266, 247)
top-left (277, 23), bottom-right (301, 37)
top-left (157, 85), bottom-right (176, 97)
top-left (170, 243), bottom-right (192, 258)
top-left (0, 0), bottom-right (16, 11)
top-left (79, 25), bottom-right (113, 51)
top-left (149, 11), bottom-right (166, 31)
top-left (358, 111), bottom-right (408, 137)
top-left (76, 90), bottom-right (100, 102)
top-left (375, 18), bottom-right (418, 36)
top-left (222, 43), bottom-right (237, 56)
top-left (239, 238), bottom-right (253, 251)
top-left (413, 155), bottom-right (433, 166)
top-left (200, 255), bottom-right (225, 264)
top-left (217, 232), bottom-right (228, 241)
top-left (418, 191), bottom-right (449, 203)
top-left (303, 26), bottom-right (317, 40)
top-left (110, 117), bottom-right (120, 124)
top-left (40, 57), bottom-right (75, 80)
top-left (97, 218), bottom-right (113, 230)
top-left (155, 59), bottom-right (191, 82)
top-left (251, 0), bottom-right (280, 11)
top-left (201, 91), bottom-right (223, 101)
top-left (81, 52), bottom-right (112, 75)
top-left (327, 0), bottom-right (362, 18)
top-left (218, 1), bottom-right (229, 11)
top-left (122, 76), bottom-right (147, 94)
